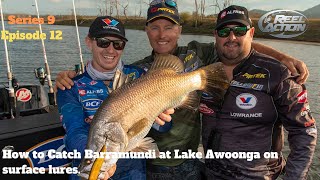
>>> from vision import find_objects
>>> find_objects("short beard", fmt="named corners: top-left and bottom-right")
top-left (218, 41), bottom-right (244, 65)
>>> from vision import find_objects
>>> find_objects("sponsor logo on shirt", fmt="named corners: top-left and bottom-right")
top-left (230, 112), bottom-right (262, 118)
top-left (78, 89), bottom-right (86, 96)
top-left (128, 72), bottom-right (136, 79)
top-left (86, 89), bottom-right (104, 94)
top-left (242, 73), bottom-right (266, 79)
top-left (231, 80), bottom-right (264, 91)
top-left (185, 61), bottom-right (199, 72)
top-left (236, 93), bottom-right (257, 109)
top-left (182, 51), bottom-right (200, 72)
top-left (306, 127), bottom-right (317, 136)
top-left (300, 105), bottom-right (311, 116)
top-left (297, 90), bottom-right (308, 103)
top-left (89, 80), bottom-right (98, 86)
top-left (199, 103), bottom-right (215, 115)
top-left (83, 99), bottom-right (103, 110)
top-left (85, 115), bottom-right (94, 124)
top-left (75, 80), bottom-right (86, 87)
top-left (184, 53), bottom-right (194, 63)
top-left (304, 118), bottom-right (315, 127)
top-left (201, 92), bottom-right (214, 100)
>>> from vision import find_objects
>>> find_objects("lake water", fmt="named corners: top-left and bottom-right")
top-left (0, 24), bottom-right (319, 179)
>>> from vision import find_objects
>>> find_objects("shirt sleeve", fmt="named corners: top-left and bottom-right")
top-left (57, 87), bottom-right (88, 155)
top-left (185, 41), bottom-right (218, 66)
top-left (273, 68), bottom-right (317, 179)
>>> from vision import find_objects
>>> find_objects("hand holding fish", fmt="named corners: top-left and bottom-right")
top-left (79, 163), bottom-right (116, 180)
top-left (155, 108), bottom-right (174, 125)
top-left (102, 165), bottom-right (116, 180)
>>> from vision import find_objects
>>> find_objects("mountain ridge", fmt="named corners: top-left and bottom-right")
top-left (248, 4), bottom-right (320, 18)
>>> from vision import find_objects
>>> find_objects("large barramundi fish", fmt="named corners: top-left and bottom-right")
top-left (78, 54), bottom-right (229, 179)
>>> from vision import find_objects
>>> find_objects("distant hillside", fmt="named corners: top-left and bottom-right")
top-left (303, 4), bottom-right (320, 18)
top-left (248, 9), bottom-right (267, 18)
top-left (248, 4), bottom-right (320, 18)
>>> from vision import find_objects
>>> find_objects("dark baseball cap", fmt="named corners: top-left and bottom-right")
top-left (215, 5), bottom-right (252, 30)
top-left (89, 16), bottom-right (128, 41)
top-left (147, 0), bottom-right (180, 25)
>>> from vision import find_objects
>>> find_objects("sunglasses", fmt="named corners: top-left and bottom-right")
top-left (217, 26), bottom-right (250, 38)
top-left (150, 0), bottom-right (177, 8)
top-left (93, 37), bottom-right (126, 50)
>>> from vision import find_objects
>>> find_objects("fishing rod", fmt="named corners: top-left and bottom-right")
top-left (72, 0), bottom-right (84, 74)
top-left (0, 0), bottom-right (16, 119)
top-left (34, 0), bottom-right (55, 105)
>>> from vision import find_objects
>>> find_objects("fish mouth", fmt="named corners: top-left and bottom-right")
top-left (78, 145), bottom-right (117, 180)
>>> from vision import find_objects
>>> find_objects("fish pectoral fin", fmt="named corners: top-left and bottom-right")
top-left (125, 118), bottom-right (155, 152)
top-left (129, 137), bottom-right (159, 155)
top-left (127, 118), bottom-right (149, 139)
top-left (177, 91), bottom-right (200, 111)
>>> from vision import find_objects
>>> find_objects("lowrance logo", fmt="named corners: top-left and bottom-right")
top-left (83, 99), bottom-right (103, 110)
top-left (258, 10), bottom-right (308, 38)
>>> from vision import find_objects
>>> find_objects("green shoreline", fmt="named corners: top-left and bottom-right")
top-left (54, 18), bottom-right (320, 43)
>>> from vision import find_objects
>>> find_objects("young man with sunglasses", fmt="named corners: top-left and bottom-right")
top-left (56, 16), bottom-right (148, 180)
top-left (201, 5), bottom-right (317, 179)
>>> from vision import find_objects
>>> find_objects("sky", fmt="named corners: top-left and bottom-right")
top-left (0, 0), bottom-right (319, 16)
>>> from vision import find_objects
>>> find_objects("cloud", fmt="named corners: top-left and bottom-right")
top-left (75, 1), bottom-right (95, 9)
top-left (49, 0), bottom-right (62, 3)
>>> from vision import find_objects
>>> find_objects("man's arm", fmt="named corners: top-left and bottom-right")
top-left (185, 40), bottom-right (309, 84)
top-left (57, 87), bottom-right (88, 153)
top-left (274, 68), bottom-right (317, 179)
top-left (252, 42), bottom-right (309, 84)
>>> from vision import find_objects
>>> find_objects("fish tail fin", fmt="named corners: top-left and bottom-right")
top-left (199, 62), bottom-right (230, 100)
top-left (177, 62), bottom-right (229, 111)
top-left (178, 91), bottom-right (201, 111)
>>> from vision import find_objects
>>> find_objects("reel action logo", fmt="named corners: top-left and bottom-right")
top-left (258, 10), bottom-right (308, 38)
